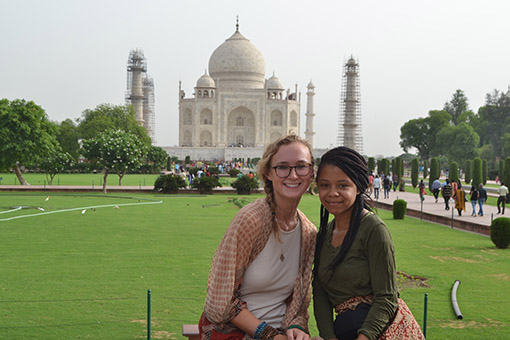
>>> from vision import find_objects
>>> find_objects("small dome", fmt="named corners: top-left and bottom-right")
top-left (209, 30), bottom-right (266, 89)
top-left (196, 72), bottom-right (216, 88)
top-left (267, 74), bottom-right (283, 90)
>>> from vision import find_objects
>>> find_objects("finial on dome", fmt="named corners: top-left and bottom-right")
top-left (236, 15), bottom-right (239, 32)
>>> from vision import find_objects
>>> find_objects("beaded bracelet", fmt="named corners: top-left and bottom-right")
top-left (253, 321), bottom-right (267, 339)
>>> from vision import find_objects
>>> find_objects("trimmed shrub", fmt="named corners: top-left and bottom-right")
top-left (411, 158), bottom-right (419, 189)
top-left (450, 161), bottom-right (459, 183)
top-left (231, 175), bottom-right (260, 195)
top-left (393, 199), bottom-right (407, 219)
top-left (368, 157), bottom-right (375, 174)
top-left (191, 176), bottom-right (221, 194)
top-left (465, 159), bottom-right (472, 185)
top-left (472, 157), bottom-right (482, 188)
top-left (490, 217), bottom-right (510, 249)
top-left (153, 174), bottom-right (187, 194)
top-left (423, 159), bottom-right (429, 179)
top-left (228, 168), bottom-right (241, 178)
top-left (482, 159), bottom-right (488, 185)
top-left (429, 157), bottom-right (440, 191)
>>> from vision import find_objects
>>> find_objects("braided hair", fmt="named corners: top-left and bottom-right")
top-left (257, 135), bottom-right (314, 239)
top-left (313, 146), bottom-right (373, 277)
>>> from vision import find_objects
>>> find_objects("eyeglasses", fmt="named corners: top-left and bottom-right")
top-left (272, 163), bottom-right (313, 178)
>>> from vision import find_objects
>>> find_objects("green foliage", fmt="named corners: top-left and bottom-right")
top-left (368, 157), bottom-right (375, 173)
top-left (56, 118), bottom-right (80, 160)
top-left (191, 176), bottom-right (221, 194)
top-left (464, 159), bottom-right (472, 185)
top-left (429, 157), bottom-right (440, 191)
top-left (392, 199), bottom-right (407, 219)
top-left (185, 155), bottom-right (191, 165)
top-left (229, 197), bottom-right (252, 208)
top-left (394, 157), bottom-right (401, 177)
top-left (228, 168), bottom-right (241, 177)
top-left (231, 174), bottom-right (260, 195)
top-left (443, 89), bottom-right (469, 125)
top-left (81, 129), bottom-right (146, 191)
top-left (142, 146), bottom-right (168, 174)
top-left (153, 174), bottom-right (187, 193)
top-left (472, 158), bottom-right (483, 188)
top-left (499, 159), bottom-right (505, 179)
top-left (411, 158), bottom-right (419, 188)
top-left (423, 159), bottom-right (429, 179)
top-left (449, 161), bottom-right (459, 183)
top-left (207, 167), bottom-right (221, 175)
top-left (39, 150), bottom-right (74, 184)
top-left (380, 158), bottom-right (390, 176)
top-left (504, 157), bottom-right (510, 188)
top-left (436, 123), bottom-right (480, 165)
top-left (0, 99), bottom-right (59, 180)
top-left (77, 103), bottom-right (151, 146)
top-left (482, 159), bottom-right (488, 185)
top-left (490, 217), bottom-right (510, 249)
top-left (399, 110), bottom-right (451, 160)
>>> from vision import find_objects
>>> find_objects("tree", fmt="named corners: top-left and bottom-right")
top-left (450, 161), bottom-right (459, 183)
top-left (381, 158), bottom-right (390, 176)
top-left (429, 157), bottom-right (440, 191)
top-left (39, 149), bottom-right (74, 185)
top-left (472, 157), bottom-right (483, 188)
top-left (145, 146), bottom-right (168, 173)
top-left (77, 103), bottom-right (151, 146)
top-left (411, 158), bottom-right (419, 189)
top-left (368, 157), bottom-right (375, 174)
top-left (0, 99), bottom-right (59, 185)
top-left (444, 89), bottom-right (469, 125)
top-left (399, 110), bottom-right (451, 160)
top-left (465, 160), bottom-right (472, 185)
top-left (436, 123), bottom-right (480, 165)
top-left (56, 118), bottom-right (80, 160)
top-left (482, 159), bottom-right (488, 185)
top-left (82, 129), bottom-right (146, 193)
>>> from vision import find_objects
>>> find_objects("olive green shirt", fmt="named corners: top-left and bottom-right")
top-left (313, 213), bottom-right (398, 340)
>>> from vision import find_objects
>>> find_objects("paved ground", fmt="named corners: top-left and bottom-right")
top-left (371, 190), bottom-right (502, 227)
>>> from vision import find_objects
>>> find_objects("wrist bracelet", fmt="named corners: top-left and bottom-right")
top-left (287, 324), bottom-right (308, 334)
top-left (253, 321), bottom-right (267, 339)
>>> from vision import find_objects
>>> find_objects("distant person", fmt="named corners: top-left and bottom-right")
top-left (478, 184), bottom-right (487, 216)
top-left (368, 173), bottom-right (374, 195)
top-left (392, 174), bottom-right (399, 191)
top-left (497, 182), bottom-right (509, 214)
top-left (442, 179), bottom-right (452, 210)
top-left (383, 175), bottom-right (391, 199)
top-left (431, 178), bottom-right (441, 203)
top-left (419, 180), bottom-right (426, 201)
top-left (469, 185), bottom-right (479, 217)
top-left (373, 175), bottom-right (381, 199)
top-left (454, 182), bottom-right (466, 216)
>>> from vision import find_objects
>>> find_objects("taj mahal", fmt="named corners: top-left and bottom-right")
top-left (161, 22), bottom-right (327, 161)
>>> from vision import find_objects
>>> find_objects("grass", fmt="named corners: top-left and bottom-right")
top-left (0, 192), bottom-right (508, 339)
top-left (0, 173), bottom-right (238, 187)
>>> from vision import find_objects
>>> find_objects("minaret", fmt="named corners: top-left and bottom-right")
top-left (338, 56), bottom-right (363, 153)
top-left (305, 80), bottom-right (316, 148)
top-left (126, 49), bottom-right (147, 125)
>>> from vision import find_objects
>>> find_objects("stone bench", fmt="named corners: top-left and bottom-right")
top-left (182, 324), bottom-right (199, 340)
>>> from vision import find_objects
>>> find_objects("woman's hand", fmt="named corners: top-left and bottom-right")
top-left (286, 328), bottom-right (310, 340)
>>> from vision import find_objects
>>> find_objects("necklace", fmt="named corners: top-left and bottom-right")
top-left (275, 215), bottom-right (299, 261)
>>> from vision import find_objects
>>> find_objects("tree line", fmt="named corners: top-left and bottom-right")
top-left (0, 99), bottom-right (168, 193)
top-left (400, 88), bottom-right (510, 177)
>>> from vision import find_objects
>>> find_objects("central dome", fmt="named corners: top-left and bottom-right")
top-left (208, 30), bottom-right (266, 89)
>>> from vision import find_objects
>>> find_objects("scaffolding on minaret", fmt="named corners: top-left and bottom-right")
top-left (337, 56), bottom-right (363, 154)
top-left (126, 49), bottom-right (156, 144)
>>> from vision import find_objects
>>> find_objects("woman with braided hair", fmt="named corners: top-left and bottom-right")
top-left (313, 146), bottom-right (424, 340)
top-left (199, 135), bottom-right (317, 340)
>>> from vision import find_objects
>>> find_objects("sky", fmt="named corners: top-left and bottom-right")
top-left (2, 0), bottom-right (510, 158)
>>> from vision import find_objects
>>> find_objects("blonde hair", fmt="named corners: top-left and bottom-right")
top-left (257, 135), bottom-right (314, 237)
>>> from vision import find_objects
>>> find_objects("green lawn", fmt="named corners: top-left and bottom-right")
top-left (0, 192), bottom-right (508, 339)
top-left (0, 173), bottom-right (238, 187)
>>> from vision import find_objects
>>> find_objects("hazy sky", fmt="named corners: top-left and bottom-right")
top-left (2, 0), bottom-right (510, 157)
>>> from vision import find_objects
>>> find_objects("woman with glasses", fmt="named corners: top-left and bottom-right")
top-left (199, 135), bottom-right (317, 340)
top-left (313, 147), bottom-right (424, 340)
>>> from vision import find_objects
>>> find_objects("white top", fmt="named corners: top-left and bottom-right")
top-left (240, 221), bottom-right (301, 328)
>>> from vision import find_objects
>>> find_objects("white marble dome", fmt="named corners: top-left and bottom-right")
top-left (196, 72), bottom-right (216, 88)
top-left (208, 30), bottom-right (266, 89)
top-left (267, 74), bottom-right (283, 90)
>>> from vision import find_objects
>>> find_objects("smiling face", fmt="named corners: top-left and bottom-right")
top-left (317, 164), bottom-right (360, 219)
top-left (265, 142), bottom-right (313, 204)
